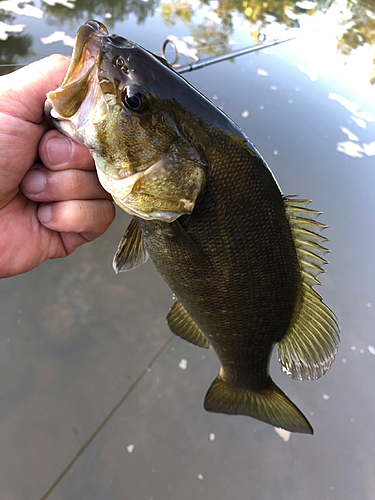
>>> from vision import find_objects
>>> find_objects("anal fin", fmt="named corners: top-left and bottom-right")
top-left (204, 372), bottom-right (313, 434)
top-left (167, 301), bottom-right (210, 349)
top-left (113, 218), bottom-right (149, 273)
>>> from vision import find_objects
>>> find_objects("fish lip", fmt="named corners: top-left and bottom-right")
top-left (61, 20), bottom-right (108, 88)
top-left (45, 20), bottom-right (108, 119)
top-left (45, 20), bottom-right (136, 121)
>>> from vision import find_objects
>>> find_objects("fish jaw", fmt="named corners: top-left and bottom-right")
top-left (44, 21), bottom-right (109, 141)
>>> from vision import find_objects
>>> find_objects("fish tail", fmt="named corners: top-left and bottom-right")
top-left (204, 373), bottom-right (313, 434)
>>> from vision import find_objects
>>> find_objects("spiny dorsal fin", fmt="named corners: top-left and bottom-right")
top-left (167, 301), bottom-right (210, 349)
top-left (113, 218), bottom-right (149, 274)
top-left (278, 197), bottom-right (339, 381)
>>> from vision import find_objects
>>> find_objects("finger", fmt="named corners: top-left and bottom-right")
top-left (0, 112), bottom-right (52, 205)
top-left (56, 231), bottom-right (108, 257)
top-left (21, 165), bottom-right (112, 201)
top-left (37, 199), bottom-right (115, 236)
top-left (38, 129), bottom-right (95, 171)
top-left (0, 54), bottom-right (70, 124)
top-left (0, 55), bottom-right (71, 203)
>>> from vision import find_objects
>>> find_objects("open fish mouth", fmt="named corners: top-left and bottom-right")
top-left (45, 20), bottom-right (206, 222)
top-left (45, 20), bottom-right (108, 122)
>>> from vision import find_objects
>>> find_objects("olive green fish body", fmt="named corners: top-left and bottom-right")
top-left (134, 130), bottom-right (315, 433)
top-left (136, 136), bottom-right (299, 389)
top-left (45, 21), bottom-right (339, 434)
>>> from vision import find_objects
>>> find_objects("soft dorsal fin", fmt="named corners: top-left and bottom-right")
top-left (277, 197), bottom-right (340, 381)
top-left (167, 300), bottom-right (210, 349)
top-left (113, 218), bottom-right (149, 273)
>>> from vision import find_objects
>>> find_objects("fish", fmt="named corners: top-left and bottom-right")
top-left (45, 20), bottom-right (339, 434)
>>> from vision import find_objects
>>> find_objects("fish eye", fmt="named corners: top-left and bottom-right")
top-left (122, 88), bottom-right (148, 113)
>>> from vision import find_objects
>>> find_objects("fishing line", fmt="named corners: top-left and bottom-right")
top-left (0, 63), bottom-right (24, 67)
top-left (39, 333), bottom-right (175, 500)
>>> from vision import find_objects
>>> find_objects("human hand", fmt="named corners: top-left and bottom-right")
top-left (0, 54), bottom-right (115, 279)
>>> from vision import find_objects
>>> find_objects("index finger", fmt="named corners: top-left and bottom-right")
top-left (0, 54), bottom-right (70, 125)
top-left (39, 129), bottom-right (95, 171)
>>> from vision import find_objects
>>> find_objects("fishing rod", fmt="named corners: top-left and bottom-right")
top-left (162, 35), bottom-right (297, 74)
top-left (0, 63), bottom-right (23, 68)
top-left (0, 33), bottom-right (296, 72)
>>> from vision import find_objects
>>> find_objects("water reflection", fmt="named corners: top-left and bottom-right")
top-left (0, 32), bottom-right (33, 75)
top-left (160, 0), bottom-right (375, 84)
top-left (0, 10), bottom-right (33, 75)
top-left (42, 0), bottom-right (160, 27)
top-left (1, 1), bottom-right (375, 499)
top-left (329, 92), bottom-right (375, 158)
top-left (0, 0), bottom-right (374, 83)
top-left (336, 0), bottom-right (375, 84)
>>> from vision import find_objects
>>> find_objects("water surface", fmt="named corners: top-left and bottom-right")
top-left (1, 1), bottom-right (375, 499)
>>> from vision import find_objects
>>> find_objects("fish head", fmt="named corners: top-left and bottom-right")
top-left (45, 20), bottom-right (206, 221)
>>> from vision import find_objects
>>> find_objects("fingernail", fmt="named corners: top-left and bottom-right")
top-left (23, 169), bottom-right (46, 194)
top-left (38, 204), bottom-right (52, 224)
top-left (46, 136), bottom-right (71, 166)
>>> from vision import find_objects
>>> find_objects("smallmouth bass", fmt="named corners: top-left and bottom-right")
top-left (45, 20), bottom-right (339, 434)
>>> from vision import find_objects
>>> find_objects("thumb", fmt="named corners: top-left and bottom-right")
top-left (0, 54), bottom-right (71, 124)
top-left (0, 55), bottom-right (71, 206)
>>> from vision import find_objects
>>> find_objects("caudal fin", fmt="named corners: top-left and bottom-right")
top-left (204, 374), bottom-right (313, 434)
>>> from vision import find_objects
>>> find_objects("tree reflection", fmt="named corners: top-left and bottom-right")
top-left (0, 33), bottom-right (34, 76)
top-left (41, 0), bottom-right (160, 28)
top-left (336, 0), bottom-right (375, 84)
top-left (0, 12), bottom-right (34, 76)
top-left (1, 0), bottom-right (374, 82)
top-left (160, 0), bottom-right (375, 84)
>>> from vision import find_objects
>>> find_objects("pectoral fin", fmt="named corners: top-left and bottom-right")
top-left (167, 301), bottom-right (210, 348)
top-left (113, 218), bottom-right (149, 273)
